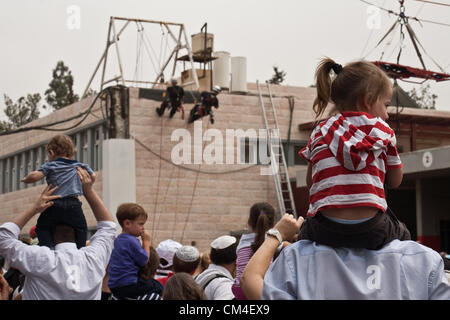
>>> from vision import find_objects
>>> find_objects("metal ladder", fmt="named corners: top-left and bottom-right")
top-left (257, 80), bottom-right (297, 219)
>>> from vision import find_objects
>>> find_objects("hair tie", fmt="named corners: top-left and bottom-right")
top-left (332, 63), bottom-right (343, 75)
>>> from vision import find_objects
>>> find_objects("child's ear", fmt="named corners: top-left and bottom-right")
top-left (360, 95), bottom-right (372, 113)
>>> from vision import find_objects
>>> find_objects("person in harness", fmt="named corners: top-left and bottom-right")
top-left (188, 85), bottom-right (221, 124)
top-left (156, 77), bottom-right (185, 119)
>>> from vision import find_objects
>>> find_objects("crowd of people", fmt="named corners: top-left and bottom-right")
top-left (0, 57), bottom-right (450, 300)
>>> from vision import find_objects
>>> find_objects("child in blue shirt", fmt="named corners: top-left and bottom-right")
top-left (107, 203), bottom-right (152, 299)
top-left (21, 134), bottom-right (95, 249)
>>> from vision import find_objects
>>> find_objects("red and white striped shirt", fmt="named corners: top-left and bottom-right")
top-left (299, 112), bottom-right (402, 217)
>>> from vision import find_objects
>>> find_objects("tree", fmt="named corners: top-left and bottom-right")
top-left (407, 83), bottom-right (437, 110)
top-left (0, 93), bottom-right (45, 132)
top-left (268, 66), bottom-right (287, 85)
top-left (45, 61), bottom-right (79, 110)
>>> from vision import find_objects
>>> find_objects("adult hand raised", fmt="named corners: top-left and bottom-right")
top-left (77, 167), bottom-right (93, 194)
top-left (32, 184), bottom-right (61, 215)
top-left (274, 213), bottom-right (304, 243)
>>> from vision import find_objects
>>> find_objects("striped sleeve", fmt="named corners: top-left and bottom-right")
top-left (386, 144), bottom-right (402, 169)
top-left (299, 124), bottom-right (323, 161)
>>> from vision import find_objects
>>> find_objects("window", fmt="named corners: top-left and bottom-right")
top-left (0, 121), bottom-right (106, 194)
top-left (277, 141), bottom-right (308, 167)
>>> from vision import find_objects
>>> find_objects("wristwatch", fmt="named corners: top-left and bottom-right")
top-left (265, 228), bottom-right (283, 244)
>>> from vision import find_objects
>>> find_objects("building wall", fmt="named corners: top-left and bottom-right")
top-left (128, 85), bottom-right (316, 250)
top-left (0, 95), bottom-right (105, 233)
top-left (0, 84), bottom-right (317, 252)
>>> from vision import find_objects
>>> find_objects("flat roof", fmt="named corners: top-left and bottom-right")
top-left (298, 107), bottom-right (450, 131)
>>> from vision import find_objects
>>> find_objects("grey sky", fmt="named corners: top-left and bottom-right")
top-left (1, 0), bottom-right (449, 121)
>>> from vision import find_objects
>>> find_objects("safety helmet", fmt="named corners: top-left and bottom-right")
top-left (171, 77), bottom-right (178, 84)
top-left (212, 85), bottom-right (221, 93)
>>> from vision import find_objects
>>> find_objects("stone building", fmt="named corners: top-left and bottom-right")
top-left (1, 82), bottom-right (449, 253)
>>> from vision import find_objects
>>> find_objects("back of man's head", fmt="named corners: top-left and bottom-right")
top-left (210, 236), bottom-right (237, 265)
top-left (52, 224), bottom-right (76, 245)
top-left (173, 246), bottom-right (200, 275)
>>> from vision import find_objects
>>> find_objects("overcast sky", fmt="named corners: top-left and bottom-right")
top-left (1, 0), bottom-right (449, 121)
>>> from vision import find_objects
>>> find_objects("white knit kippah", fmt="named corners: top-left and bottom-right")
top-left (210, 235), bottom-right (237, 250)
top-left (175, 245), bottom-right (200, 262)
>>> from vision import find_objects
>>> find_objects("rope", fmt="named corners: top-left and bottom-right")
top-left (180, 119), bottom-right (210, 244)
top-left (150, 115), bottom-right (165, 244)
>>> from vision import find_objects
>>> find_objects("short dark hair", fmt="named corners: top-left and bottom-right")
top-left (116, 203), bottom-right (148, 227)
top-left (173, 255), bottom-right (200, 275)
top-left (52, 224), bottom-right (76, 244)
top-left (210, 242), bottom-right (238, 265)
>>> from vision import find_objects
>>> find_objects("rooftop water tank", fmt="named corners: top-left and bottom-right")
top-left (191, 32), bottom-right (214, 55)
top-left (231, 56), bottom-right (247, 93)
top-left (213, 51), bottom-right (230, 90)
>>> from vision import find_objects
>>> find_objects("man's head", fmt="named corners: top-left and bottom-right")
top-left (52, 224), bottom-right (76, 245)
top-left (171, 77), bottom-right (178, 85)
top-left (172, 246), bottom-right (200, 275)
top-left (209, 235), bottom-right (237, 267)
top-left (46, 134), bottom-right (75, 160)
top-left (116, 203), bottom-right (148, 237)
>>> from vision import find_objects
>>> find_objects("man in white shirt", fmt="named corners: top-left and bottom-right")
top-left (195, 235), bottom-right (237, 300)
top-left (0, 168), bottom-right (116, 300)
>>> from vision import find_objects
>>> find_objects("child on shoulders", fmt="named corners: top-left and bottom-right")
top-left (298, 58), bottom-right (410, 249)
top-left (22, 134), bottom-right (95, 249)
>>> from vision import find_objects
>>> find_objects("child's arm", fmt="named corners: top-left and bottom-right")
top-left (385, 167), bottom-right (403, 188)
top-left (385, 142), bottom-right (403, 188)
top-left (141, 230), bottom-right (151, 261)
top-left (21, 171), bottom-right (45, 184)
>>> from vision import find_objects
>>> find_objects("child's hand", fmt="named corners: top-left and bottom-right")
top-left (141, 230), bottom-right (151, 242)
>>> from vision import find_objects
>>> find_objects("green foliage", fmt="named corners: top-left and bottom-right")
top-left (269, 66), bottom-right (287, 85)
top-left (45, 61), bottom-right (79, 110)
top-left (407, 83), bottom-right (438, 110)
top-left (0, 93), bottom-right (45, 132)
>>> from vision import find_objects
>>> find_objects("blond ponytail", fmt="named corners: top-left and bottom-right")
top-left (313, 57), bottom-right (338, 118)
